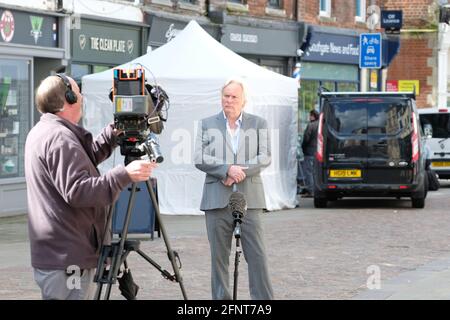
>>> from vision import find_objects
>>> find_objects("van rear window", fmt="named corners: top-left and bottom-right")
top-left (324, 99), bottom-right (412, 135)
top-left (419, 113), bottom-right (450, 138)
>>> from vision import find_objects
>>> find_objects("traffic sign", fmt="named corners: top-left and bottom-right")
top-left (359, 33), bottom-right (382, 69)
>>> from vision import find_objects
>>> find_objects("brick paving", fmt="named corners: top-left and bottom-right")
top-left (2, 183), bottom-right (450, 300)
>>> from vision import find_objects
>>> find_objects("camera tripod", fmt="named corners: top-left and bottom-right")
top-left (93, 152), bottom-right (187, 300)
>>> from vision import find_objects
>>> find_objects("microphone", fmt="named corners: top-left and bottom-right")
top-left (228, 192), bottom-right (247, 225)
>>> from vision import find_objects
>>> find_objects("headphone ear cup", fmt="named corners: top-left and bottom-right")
top-left (65, 90), bottom-right (77, 104)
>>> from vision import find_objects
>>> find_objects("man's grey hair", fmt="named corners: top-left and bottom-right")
top-left (221, 76), bottom-right (248, 104)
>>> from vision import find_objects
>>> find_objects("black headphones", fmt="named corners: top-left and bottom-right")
top-left (56, 73), bottom-right (78, 104)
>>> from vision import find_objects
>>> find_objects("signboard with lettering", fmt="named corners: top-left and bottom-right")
top-left (359, 33), bottom-right (382, 69)
top-left (302, 29), bottom-right (360, 64)
top-left (0, 8), bottom-right (58, 47)
top-left (398, 80), bottom-right (420, 94)
top-left (385, 80), bottom-right (419, 94)
top-left (221, 24), bottom-right (298, 57)
top-left (71, 19), bottom-right (142, 65)
top-left (381, 10), bottom-right (403, 33)
top-left (386, 80), bottom-right (398, 92)
top-left (147, 15), bottom-right (220, 48)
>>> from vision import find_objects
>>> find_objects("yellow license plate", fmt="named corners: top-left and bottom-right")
top-left (329, 169), bottom-right (361, 178)
top-left (431, 161), bottom-right (450, 167)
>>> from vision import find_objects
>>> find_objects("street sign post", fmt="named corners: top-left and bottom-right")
top-left (359, 33), bottom-right (382, 69)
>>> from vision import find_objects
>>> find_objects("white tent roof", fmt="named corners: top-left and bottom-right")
top-left (82, 20), bottom-right (298, 214)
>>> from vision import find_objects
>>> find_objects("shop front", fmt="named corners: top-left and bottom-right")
top-left (146, 13), bottom-right (221, 50)
top-left (70, 17), bottom-right (147, 84)
top-left (299, 25), bottom-right (361, 120)
top-left (220, 19), bottom-right (300, 76)
top-left (0, 7), bottom-right (66, 216)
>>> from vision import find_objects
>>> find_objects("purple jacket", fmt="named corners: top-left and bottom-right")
top-left (24, 113), bottom-right (132, 270)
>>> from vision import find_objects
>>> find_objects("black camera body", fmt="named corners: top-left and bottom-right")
top-left (111, 68), bottom-right (167, 163)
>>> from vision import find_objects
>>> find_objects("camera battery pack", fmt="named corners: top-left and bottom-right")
top-left (114, 95), bottom-right (151, 114)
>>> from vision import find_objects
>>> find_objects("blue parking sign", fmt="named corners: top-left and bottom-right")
top-left (359, 33), bottom-right (382, 69)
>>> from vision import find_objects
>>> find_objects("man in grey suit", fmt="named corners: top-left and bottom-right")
top-left (195, 77), bottom-right (274, 300)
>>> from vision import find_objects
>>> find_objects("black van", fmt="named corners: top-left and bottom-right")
top-left (313, 92), bottom-right (427, 209)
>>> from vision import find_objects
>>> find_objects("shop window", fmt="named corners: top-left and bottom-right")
top-left (0, 59), bottom-right (30, 179)
top-left (93, 65), bottom-right (111, 73)
top-left (337, 82), bottom-right (358, 92)
top-left (299, 80), bottom-right (320, 134)
top-left (319, 0), bottom-right (331, 17)
top-left (242, 55), bottom-right (287, 76)
top-left (355, 0), bottom-right (366, 22)
top-left (321, 81), bottom-right (335, 92)
top-left (72, 64), bottom-right (89, 86)
top-left (72, 63), bottom-right (113, 89)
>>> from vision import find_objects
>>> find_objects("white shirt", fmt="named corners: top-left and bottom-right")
top-left (223, 111), bottom-right (242, 155)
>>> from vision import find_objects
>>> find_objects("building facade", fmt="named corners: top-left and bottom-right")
top-left (0, 2), bottom-right (69, 216)
top-left (296, 0), bottom-right (370, 131)
top-left (380, 0), bottom-right (437, 109)
top-left (0, 0), bottom-right (146, 216)
top-left (1, 0), bottom-right (441, 216)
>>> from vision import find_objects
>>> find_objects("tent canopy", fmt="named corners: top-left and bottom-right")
top-left (82, 20), bottom-right (298, 214)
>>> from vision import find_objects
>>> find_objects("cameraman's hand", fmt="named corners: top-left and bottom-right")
top-left (125, 160), bottom-right (157, 182)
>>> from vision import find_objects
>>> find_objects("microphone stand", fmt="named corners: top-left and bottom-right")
top-left (232, 183), bottom-right (242, 300)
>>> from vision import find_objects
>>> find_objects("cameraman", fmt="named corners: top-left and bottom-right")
top-left (24, 74), bottom-right (156, 300)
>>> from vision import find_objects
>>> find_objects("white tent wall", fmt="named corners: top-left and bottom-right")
top-left (82, 20), bottom-right (298, 215)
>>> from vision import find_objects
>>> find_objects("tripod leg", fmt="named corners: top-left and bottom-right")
top-left (145, 179), bottom-right (188, 300)
top-left (94, 203), bottom-right (116, 300)
top-left (102, 183), bottom-right (139, 300)
top-left (135, 249), bottom-right (176, 281)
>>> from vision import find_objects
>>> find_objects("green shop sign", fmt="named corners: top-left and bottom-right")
top-left (72, 19), bottom-right (142, 65)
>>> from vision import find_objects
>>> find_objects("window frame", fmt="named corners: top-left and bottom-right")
top-left (319, 0), bottom-right (331, 17)
top-left (267, 0), bottom-right (282, 9)
top-left (355, 0), bottom-right (366, 23)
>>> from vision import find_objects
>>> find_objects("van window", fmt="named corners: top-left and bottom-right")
top-left (419, 113), bottom-right (450, 138)
top-left (367, 101), bottom-right (412, 136)
top-left (324, 98), bottom-right (412, 136)
top-left (324, 100), bottom-right (367, 135)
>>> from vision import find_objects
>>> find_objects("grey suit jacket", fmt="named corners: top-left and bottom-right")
top-left (195, 111), bottom-right (271, 210)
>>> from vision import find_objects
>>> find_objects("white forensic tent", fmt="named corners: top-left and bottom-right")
top-left (82, 20), bottom-right (298, 214)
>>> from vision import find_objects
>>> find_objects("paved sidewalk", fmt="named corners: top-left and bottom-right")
top-left (353, 255), bottom-right (450, 300)
top-left (3, 189), bottom-right (450, 300)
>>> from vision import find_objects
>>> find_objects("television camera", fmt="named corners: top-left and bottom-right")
top-left (109, 67), bottom-right (169, 163)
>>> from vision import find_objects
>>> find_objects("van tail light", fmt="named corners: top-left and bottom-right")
top-left (316, 112), bottom-right (324, 163)
top-left (411, 112), bottom-right (419, 162)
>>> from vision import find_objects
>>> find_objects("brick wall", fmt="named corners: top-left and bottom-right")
top-left (299, 0), bottom-right (368, 31)
top-left (381, 0), bottom-right (436, 28)
top-left (387, 33), bottom-right (436, 108)
top-left (381, 0), bottom-right (437, 108)
top-left (202, 0), bottom-right (297, 21)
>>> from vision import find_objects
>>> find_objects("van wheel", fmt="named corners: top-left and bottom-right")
top-left (314, 197), bottom-right (327, 208)
top-left (411, 197), bottom-right (425, 209)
